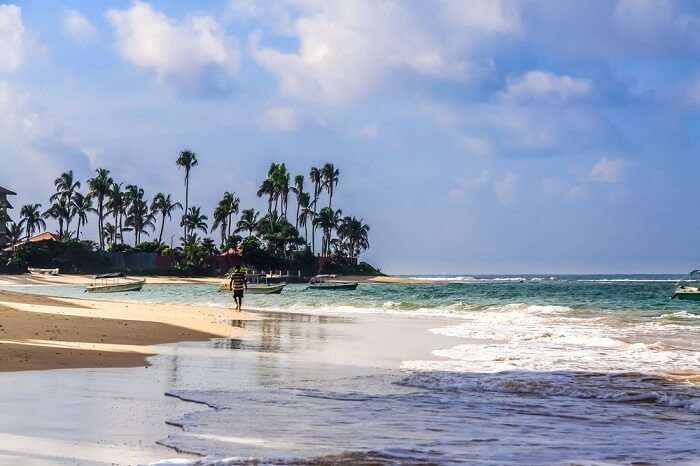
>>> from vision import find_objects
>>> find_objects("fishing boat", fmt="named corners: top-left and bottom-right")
top-left (28, 267), bottom-right (60, 276)
top-left (307, 274), bottom-right (358, 291)
top-left (221, 282), bottom-right (286, 294)
top-left (672, 270), bottom-right (700, 301)
top-left (85, 272), bottom-right (145, 293)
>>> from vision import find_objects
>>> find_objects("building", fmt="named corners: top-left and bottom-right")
top-left (0, 185), bottom-right (17, 248)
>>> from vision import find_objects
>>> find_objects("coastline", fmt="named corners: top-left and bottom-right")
top-left (0, 289), bottom-right (253, 372)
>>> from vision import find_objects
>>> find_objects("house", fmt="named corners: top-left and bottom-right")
top-left (2, 231), bottom-right (60, 252)
top-left (0, 185), bottom-right (16, 248)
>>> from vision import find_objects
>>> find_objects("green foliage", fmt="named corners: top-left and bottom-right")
top-left (108, 243), bottom-right (133, 253)
top-left (132, 241), bottom-right (168, 254)
top-left (12, 239), bottom-right (110, 273)
top-left (320, 260), bottom-right (384, 276)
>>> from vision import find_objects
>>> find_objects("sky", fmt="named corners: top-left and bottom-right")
top-left (1, 0), bottom-right (700, 275)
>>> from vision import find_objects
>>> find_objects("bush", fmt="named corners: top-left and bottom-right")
top-left (12, 240), bottom-right (110, 273)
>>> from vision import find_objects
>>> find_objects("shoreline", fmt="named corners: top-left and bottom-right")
top-left (0, 289), bottom-right (254, 372)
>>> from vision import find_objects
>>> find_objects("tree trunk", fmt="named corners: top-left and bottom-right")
top-left (184, 177), bottom-right (189, 241)
top-left (159, 214), bottom-right (165, 244)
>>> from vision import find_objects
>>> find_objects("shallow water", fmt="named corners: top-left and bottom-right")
top-left (2, 275), bottom-right (700, 465)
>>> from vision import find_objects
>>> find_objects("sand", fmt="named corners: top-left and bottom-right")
top-left (0, 289), bottom-right (254, 372)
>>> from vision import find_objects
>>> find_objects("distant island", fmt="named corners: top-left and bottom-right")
top-left (0, 151), bottom-right (379, 277)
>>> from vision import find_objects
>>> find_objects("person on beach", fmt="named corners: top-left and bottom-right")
top-left (229, 266), bottom-right (248, 311)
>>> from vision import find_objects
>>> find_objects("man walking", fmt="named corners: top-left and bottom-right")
top-left (229, 265), bottom-right (248, 311)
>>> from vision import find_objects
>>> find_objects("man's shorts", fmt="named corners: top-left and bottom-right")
top-left (233, 289), bottom-right (244, 299)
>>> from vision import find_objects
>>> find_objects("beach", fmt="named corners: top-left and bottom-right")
top-left (0, 276), bottom-right (699, 465)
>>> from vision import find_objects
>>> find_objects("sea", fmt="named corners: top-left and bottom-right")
top-left (3, 274), bottom-right (700, 465)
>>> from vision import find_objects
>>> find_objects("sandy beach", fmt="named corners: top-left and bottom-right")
top-left (0, 289), bottom-right (253, 372)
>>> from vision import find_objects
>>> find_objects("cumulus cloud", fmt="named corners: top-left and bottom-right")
top-left (493, 172), bottom-right (518, 205)
top-left (590, 158), bottom-right (625, 183)
top-left (501, 70), bottom-right (593, 103)
top-left (0, 4), bottom-right (41, 72)
top-left (107, 1), bottom-right (240, 95)
top-left (256, 106), bottom-right (299, 132)
top-left (63, 9), bottom-right (98, 45)
top-left (0, 81), bottom-right (92, 206)
top-left (248, 0), bottom-right (520, 103)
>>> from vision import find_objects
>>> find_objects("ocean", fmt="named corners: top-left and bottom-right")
top-left (3, 275), bottom-right (699, 465)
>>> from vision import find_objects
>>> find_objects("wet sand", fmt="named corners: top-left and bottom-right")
top-left (0, 289), bottom-right (254, 371)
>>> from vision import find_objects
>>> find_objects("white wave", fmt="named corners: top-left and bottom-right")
top-left (407, 276), bottom-right (477, 282)
top-left (658, 310), bottom-right (700, 320)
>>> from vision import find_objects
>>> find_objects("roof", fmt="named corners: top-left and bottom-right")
top-left (0, 186), bottom-right (16, 196)
top-left (3, 232), bottom-right (60, 250)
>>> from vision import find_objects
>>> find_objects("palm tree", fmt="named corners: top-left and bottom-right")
top-left (103, 223), bottom-right (119, 247)
top-left (321, 163), bottom-right (340, 208)
top-left (176, 150), bottom-right (198, 240)
top-left (87, 168), bottom-right (113, 250)
top-left (51, 171), bottom-right (81, 235)
top-left (151, 193), bottom-right (182, 244)
top-left (106, 182), bottom-right (126, 245)
top-left (211, 204), bottom-right (229, 247)
top-left (19, 204), bottom-right (46, 241)
top-left (291, 174), bottom-right (305, 229)
top-left (313, 207), bottom-right (342, 257)
top-left (235, 208), bottom-right (259, 237)
top-left (275, 164), bottom-right (290, 218)
top-left (7, 222), bottom-right (23, 251)
top-left (71, 192), bottom-right (95, 240)
top-left (298, 192), bottom-right (313, 245)
top-left (257, 178), bottom-right (275, 218)
top-left (338, 216), bottom-right (370, 260)
top-left (43, 197), bottom-right (71, 238)
top-left (309, 166), bottom-right (322, 253)
top-left (181, 206), bottom-right (208, 236)
top-left (126, 197), bottom-right (155, 245)
top-left (218, 191), bottom-right (240, 238)
top-left (201, 237), bottom-right (218, 256)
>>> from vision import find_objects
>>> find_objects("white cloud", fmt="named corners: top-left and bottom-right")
top-left (63, 9), bottom-right (98, 45)
top-left (249, 0), bottom-right (520, 103)
top-left (359, 124), bottom-right (378, 140)
top-left (256, 106), bottom-right (299, 132)
top-left (462, 135), bottom-right (493, 157)
top-left (590, 158), bottom-right (625, 183)
top-left (0, 4), bottom-right (40, 72)
top-left (0, 81), bottom-right (92, 206)
top-left (493, 172), bottom-right (518, 205)
top-left (501, 70), bottom-right (593, 103)
top-left (107, 1), bottom-right (240, 93)
top-left (448, 170), bottom-right (492, 202)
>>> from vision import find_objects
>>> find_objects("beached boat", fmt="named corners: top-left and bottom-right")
top-left (672, 270), bottom-right (700, 301)
top-left (221, 282), bottom-right (286, 294)
top-left (28, 267), bottom-right (59, 276)
top-left (307, 275), bottom-right (358, 291)
top-left (85, 272), bottom-right (145, 293)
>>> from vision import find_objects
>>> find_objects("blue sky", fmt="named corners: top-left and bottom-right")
top-left (2, 0), bottom-right (700, 274)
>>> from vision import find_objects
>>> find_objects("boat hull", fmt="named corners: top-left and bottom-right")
top-left (85, 280), bottom-right (145, 293)
top-left (672, 288), bottom-right (700, 301)
top-left (221, 283), bottom-right (286, 294)
top-left (307, 282), bottom-right (358, 291)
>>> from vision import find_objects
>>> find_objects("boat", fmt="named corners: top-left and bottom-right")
top-left (220, 282), bottom-right (286, 294)
top-left (85, 272), bottom-right (145, 293)
top-left (28, 267), bottom-right (59, 276)
top-left (672, 270), bottom-right (700, 301)
top-left (307, 274), bottom-right (358, 291)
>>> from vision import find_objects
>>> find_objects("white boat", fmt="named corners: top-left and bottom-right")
top-left (307, 275), bottom-right (358, 291)
top-left (28, 267), bottom-right (59, 276)
top-left (221, 275), bottom-right (286, 294)
top-left (85, 272), bottom-right (145, 293)
top-left (672, 270), bottom-right (700, 301)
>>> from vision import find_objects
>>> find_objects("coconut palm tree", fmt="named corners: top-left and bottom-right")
top-left (43, 197), bottom-right (71, 238)
top-left (257, 178), bottom-right (275, 219)
top-left (176, 150), bottom-right (198, 240)
top-left (106, 182), bottom-right (126, 245)
top-left (87, 168), bottom-right (113, 250)
top-left (337, 216), bottom-right (370, 260)
top-left (19, 204), bottom-right (46, 241)
top-left (151, 193), bottom-right (182, 245)
top-left (298, 192), bottom-right (313, 245)
top-left (126, 197), bottom-right (155, 246)
top-left (51, 171), bottom-right (81, 235)
top-left (181, 206), bottom-right (208, 236)
top-left (103, 223), bottom-right (119, 247)
top-left (71, 192), bottom-right (95, 240)
top-left (309, 166), bottom-right (322, 253)
top-left (321, 163), bottom-right (340, 208)
top-left (211, 204), bottom-right (229, 248)
top-left (291, 174), bottom-right (305, 229)
top-left (235, 208), bottom-right (259, 237)
top-left (313, 207), bottom-right (342, 257)
top-left (275, 164), bottom-right (290, 218)
top-left (220, 191), bottom-right (240, 238)
top-left (7, 222), bottom-right (23, 251)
